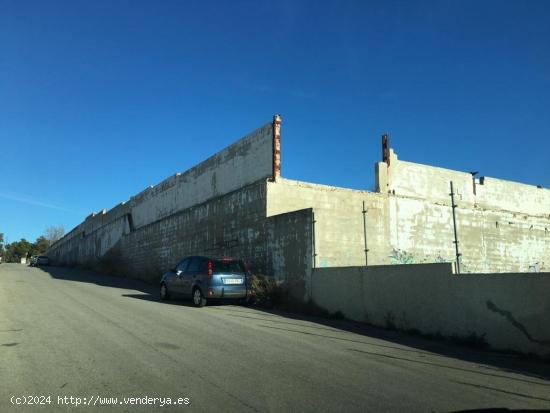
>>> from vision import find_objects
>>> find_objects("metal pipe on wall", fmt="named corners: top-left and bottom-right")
top-left (362, 201), bottom-right (369, 266)
top-left (450, 181), bottom-right (462, 274)
top-left (312, 210), bottom-right (317, 269)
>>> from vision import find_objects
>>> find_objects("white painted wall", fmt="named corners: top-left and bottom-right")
top-left (49, 121), bottom-right (274, 261)
top-left (377, 152), bottom-right (550, 216)
top-left (131, 122), bottom-right (274, 229)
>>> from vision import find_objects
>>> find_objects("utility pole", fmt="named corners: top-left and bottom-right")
top-left (450, 181), bottom-right (461, 274)
top-left (362, 201), bottom-right (369, 266)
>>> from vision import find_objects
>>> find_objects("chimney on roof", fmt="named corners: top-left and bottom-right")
top-left (382, 133), bottom-right (390, 166)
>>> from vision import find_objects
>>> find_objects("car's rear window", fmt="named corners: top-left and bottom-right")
top-left (213, 260), bottom-right (244, 273)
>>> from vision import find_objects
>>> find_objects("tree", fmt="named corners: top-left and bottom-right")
top-left (44, 225), bottom-right (65, 245)
top-left (0, 227), bottom-right (65, 262)
top-left (33, 236), bottom-right (50, 255)
top-left (4, 239), bottom-right (33, 262)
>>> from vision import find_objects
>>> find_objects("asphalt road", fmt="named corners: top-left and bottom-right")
top-left (1, 263), bottom-right (550, 413)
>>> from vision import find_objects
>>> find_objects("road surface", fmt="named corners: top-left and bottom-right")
top-left (1, 263), bottom-right (549, 412)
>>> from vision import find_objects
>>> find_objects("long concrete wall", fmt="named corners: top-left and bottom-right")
top-left (131, 122), bottom-right (274, 229)
top-left (48, 116), bottom-right (317, 288)
top-left (311, 264), bottom-right (550, 357)
top-left (49, 179), bottom-right (314, 285)
top-left (48, 117), bottom-right (549, 299)
top-left (49, 181), bottom-right (268, 278)
top-left (49, 120), bottom-right (276, 272)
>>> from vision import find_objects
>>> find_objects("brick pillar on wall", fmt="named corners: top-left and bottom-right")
top-left (272, 114), bottom-right (282, 181)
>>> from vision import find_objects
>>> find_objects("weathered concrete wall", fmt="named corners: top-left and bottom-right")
top-left (49, 117), bottom-right (549, 296)
top-left (311, 264), bottom-right (550, 357)
top-left (49, 180), bottom-right (314, 288)
top-left (267, 178), bottom-right (389, 268)
top-left (48, 117), bottom-right (316, 287)
top-left (377, 150), bottom-right (550, 272)
top-left (376, 149), bottom-right (550, 216)
top-left (267, 167), bottom-right (550, 273)
top-left (49, 121), bottom-right (275, 271)
top-left (47, 202), bottom-right (132, 267)
top-left (266, 208), bottom-right (313, 299)
top-left (387, 194), bottom-right (550, 272)
top-left (107, 181), bottom-right (269, 282)
top-left (49, 181), bottom-right (265, 281)
top-left (131, 122), bottom-right (274, 229)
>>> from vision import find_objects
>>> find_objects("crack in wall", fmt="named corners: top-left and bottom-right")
top-left (486, 300), bottom-right (550, 347)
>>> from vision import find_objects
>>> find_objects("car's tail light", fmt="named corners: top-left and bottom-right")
top-left (207, 260), bottom-right (213, 279)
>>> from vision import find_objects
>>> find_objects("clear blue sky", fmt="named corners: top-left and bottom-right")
top-left (1, 0), bottom-right (549, 244)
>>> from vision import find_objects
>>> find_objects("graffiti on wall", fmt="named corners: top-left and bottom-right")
top-left (528, 262), bottom-right (546, 272)
top-left (389, 247), bottom-right (452, 266)
top-left (389, 248), bottom-right (416, 264)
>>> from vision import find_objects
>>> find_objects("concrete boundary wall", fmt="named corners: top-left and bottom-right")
top-left (267, 176), bottom-right (550, 273)
top-left (49, 180), bottom-right (268, 279)
top-left (48, 117), bottom-right (549, 296)
top-left (311, 264), bottom-right (550, 357)
top-left (49, 120), bottom-right (276, 260)
top-left (112, 181), bottom-right (269, 282)
top-left (48, 179), bottom-right (314, 288)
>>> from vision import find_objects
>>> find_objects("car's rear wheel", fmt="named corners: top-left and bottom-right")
top-left (160, 283), bottom-right (170, 301)
top-left (192, 288), bottom-right (207, 307)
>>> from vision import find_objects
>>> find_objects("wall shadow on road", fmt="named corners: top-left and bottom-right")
top-left (233, 306), bottom-right (550, 384)
top-left (122, 293), bottom-right (199, 307)
top-left (40, 265), bottom-right (550, 386)
top-left (453, 410), bottom-right (550, 413)
top-left (40, 265), bottom-right (230, 309)
top-left (39, 265), bottom-right (158, 295)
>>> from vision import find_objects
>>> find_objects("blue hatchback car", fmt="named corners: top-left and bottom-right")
top-left (160, 256), bottom-right (250, 307)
